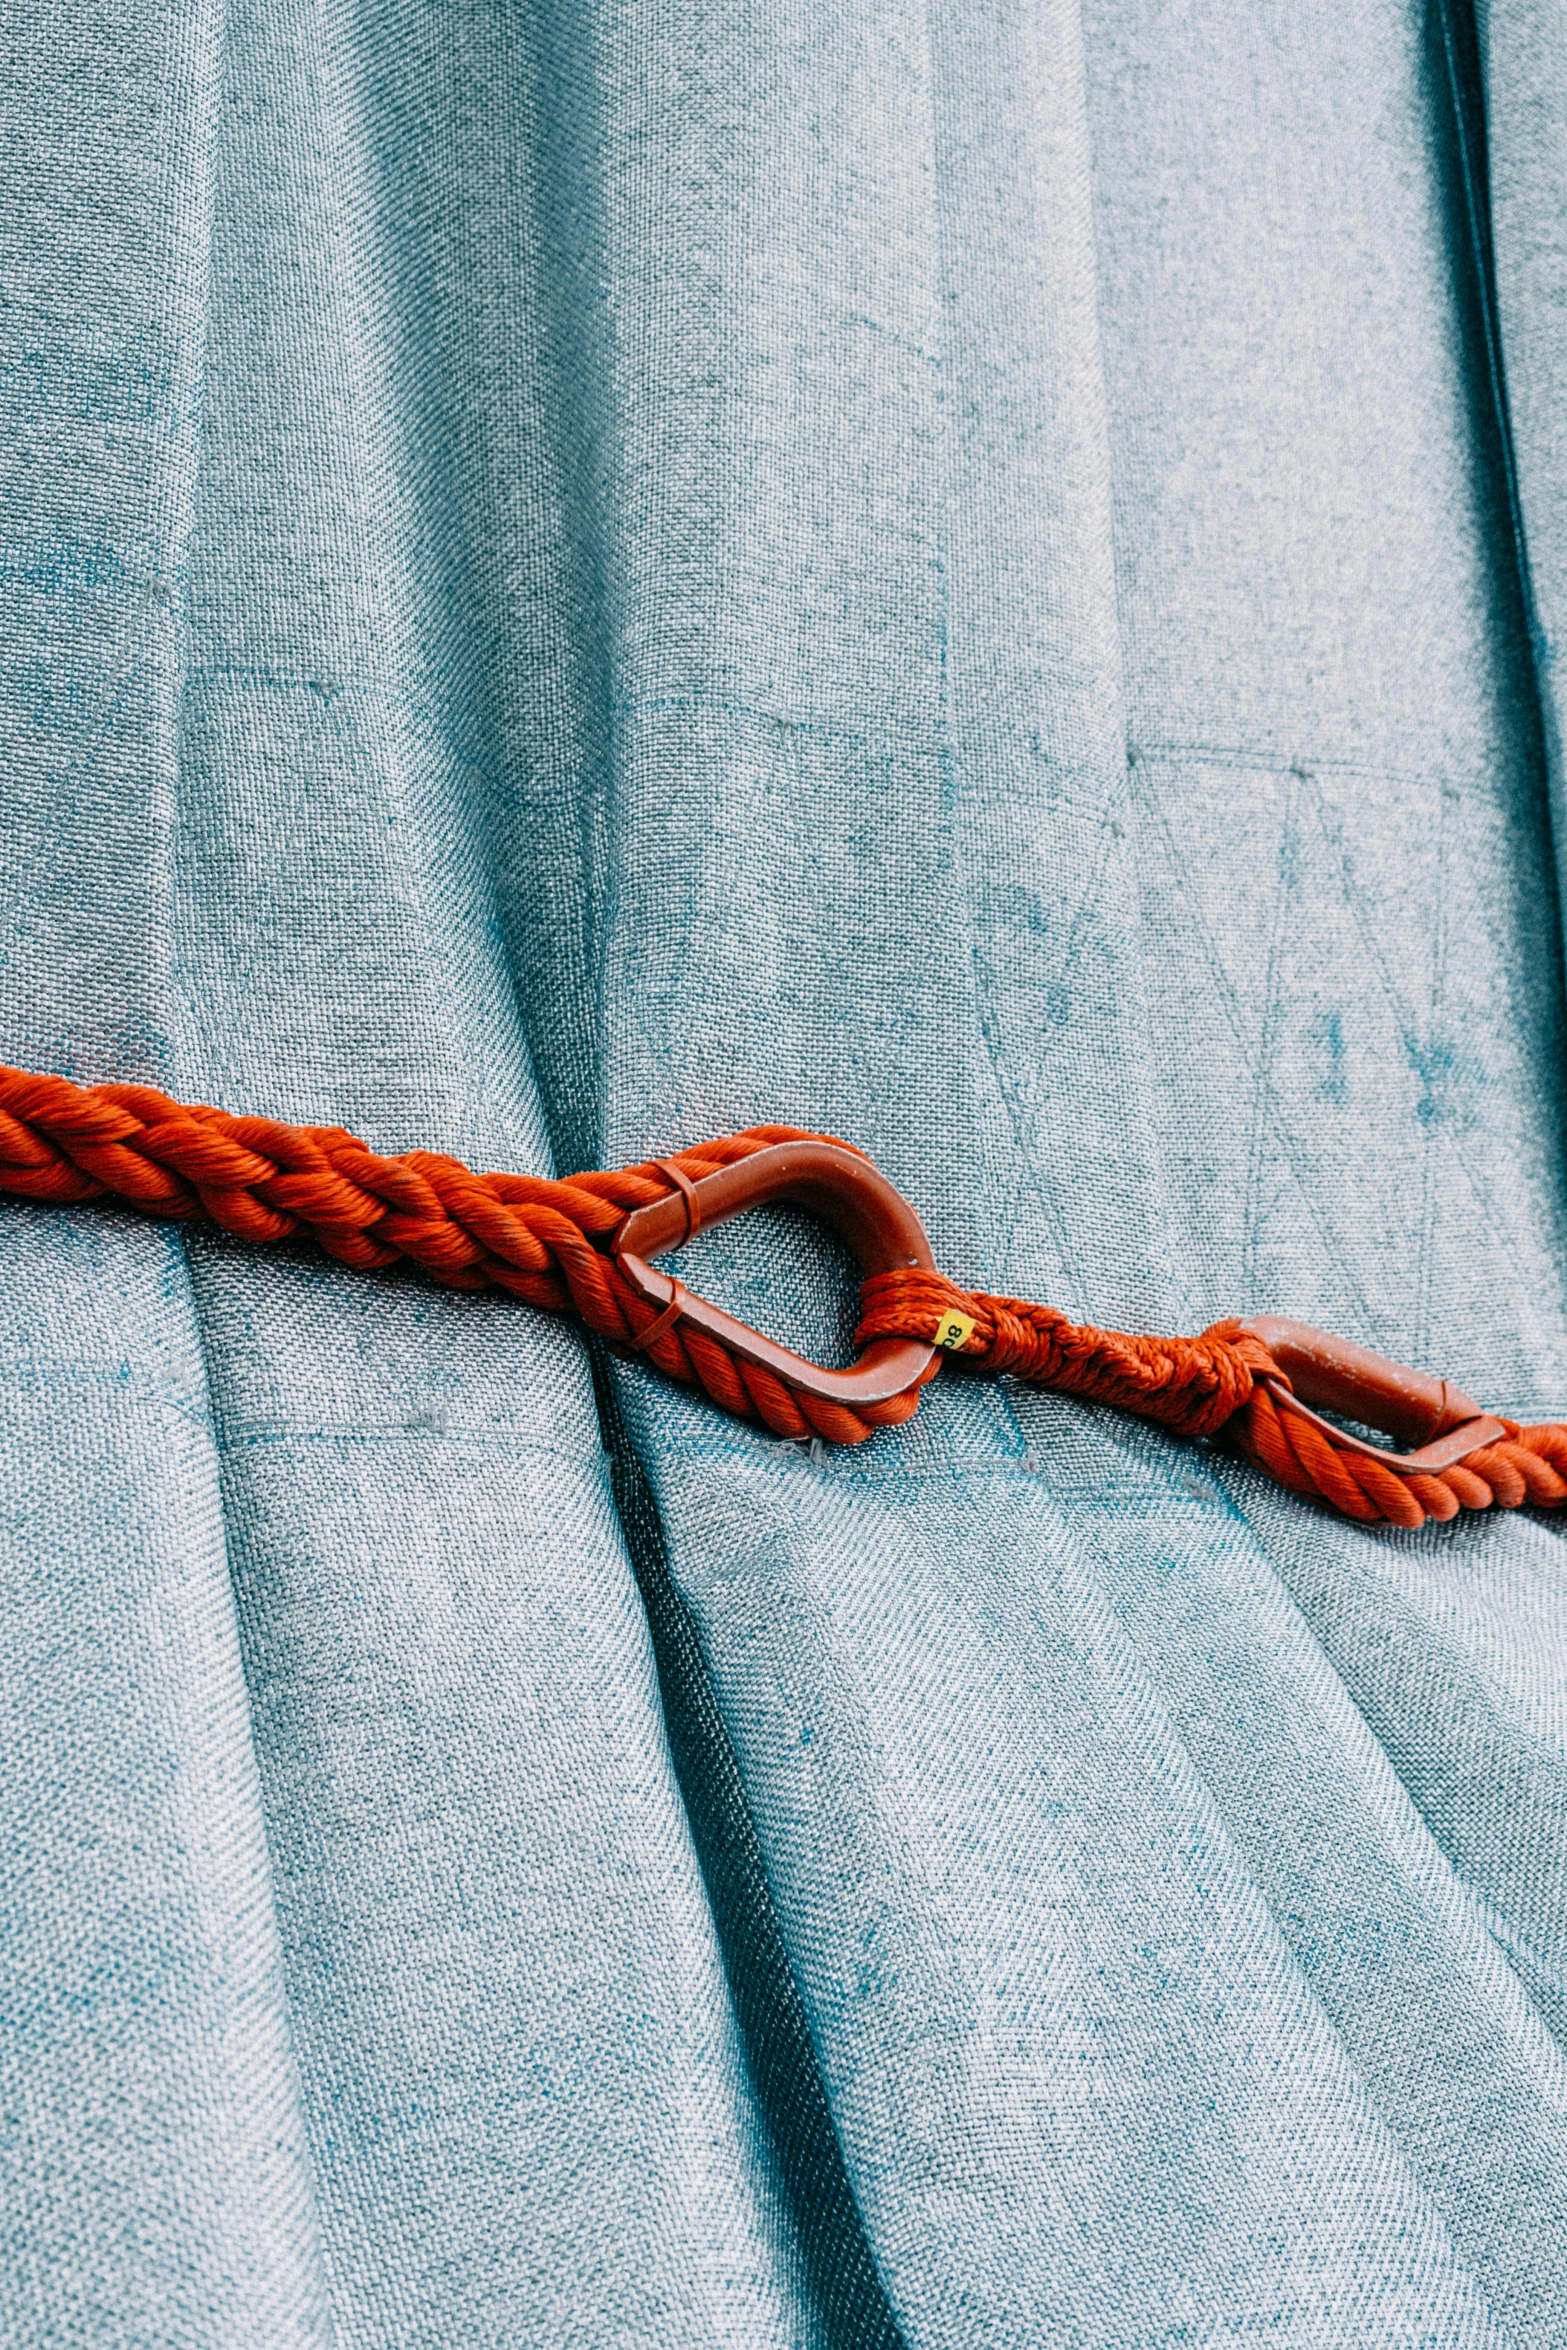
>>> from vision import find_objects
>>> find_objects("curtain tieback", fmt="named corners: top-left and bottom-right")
top-left (0, 1060), bottom-right (1557, 1531)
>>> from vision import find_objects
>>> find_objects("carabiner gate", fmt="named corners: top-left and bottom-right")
top-left (1239, 1315), bottom-right (1509, 1473)
top-left (610, 1139), bottom-right (939, 1407)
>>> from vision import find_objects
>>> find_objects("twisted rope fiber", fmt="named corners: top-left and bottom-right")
top-left (3, 1064), bottom-right (1563, 1526)
top-left (857, 1272), bottom-right (1567, 1529)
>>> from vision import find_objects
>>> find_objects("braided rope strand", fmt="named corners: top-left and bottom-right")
top-left (0, 1067), bottom-right (920, 1443)
top-left (855, 1266), bottom-right (1567, 1530)
top-left (2, 1062), bottom-right (1562, 1519)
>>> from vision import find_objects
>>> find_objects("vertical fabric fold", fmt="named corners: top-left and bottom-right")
top-left (6, 0), bottom-right (1567, 2339)
top-left (481, 0), bottom-right (1559, 2331)
top-left (0, 1), bottom-right (333, 2339)
top-left (1477, 0), bottom-right (1567, 915)
top-left (171, 0), bottom-right (833, 2337)
top-left (526, 0), bottom-right (1567, 2336)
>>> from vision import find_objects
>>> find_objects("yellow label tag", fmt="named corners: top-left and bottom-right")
top-left (934, 1311), bottom-right (975, 1352)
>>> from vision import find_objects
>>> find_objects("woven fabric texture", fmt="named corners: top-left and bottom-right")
top-left (4, 0), bottom-right (1567, 2343)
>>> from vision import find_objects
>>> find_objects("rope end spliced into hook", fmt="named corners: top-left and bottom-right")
top-left (0, 1060), bottom-right (1562, 1529)
top-left (854, 1282), bottom-right (1567, 1528)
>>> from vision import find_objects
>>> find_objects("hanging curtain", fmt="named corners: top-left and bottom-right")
top-left (4, 0), bottom-right (1567, 2340)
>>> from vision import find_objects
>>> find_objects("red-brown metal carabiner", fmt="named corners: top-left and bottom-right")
top-left (610, 1140), bottom-right (939, 1406)
top-left (1239, 1315), bottom-right (1509, 1472)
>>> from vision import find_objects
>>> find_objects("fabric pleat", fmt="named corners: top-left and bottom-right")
top-left (1481, 0), bottom-right (1567, 911)
top-left (5, 0), bottom-right (1567, 2342)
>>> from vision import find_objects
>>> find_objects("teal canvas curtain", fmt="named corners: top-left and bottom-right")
top-left (5, 0), bottom-right (1567, 2341)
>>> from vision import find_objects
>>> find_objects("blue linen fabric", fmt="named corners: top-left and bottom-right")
top-left (4, 0), bottom-right (1567, 2342)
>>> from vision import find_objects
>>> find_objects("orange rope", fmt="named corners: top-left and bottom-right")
top-left (857, 1273), bottom-right (1567, 1528)
top-left (1, 1062), bottom-right (1562, 1526)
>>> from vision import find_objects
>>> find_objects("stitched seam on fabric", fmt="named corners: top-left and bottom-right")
top-left (608, 692), bottom-right (939, 751)
top-left (1240, 765), bottom-right (1300, 1305)
top-left (0, 1375), bottom-right (214, 1431)
top-left (185, 668), bottom-right (1101, 826)
top-left (188, 666), bottom-right (939, 769)
top-left (1297, 762), bottom-right (1546, 1311)
top-left (631, 1442), bottom-right (1227, 1500)
top-left (840, 308), bottom-right (944, 368)
top-left (1131, 737), bottom-right (1518, 796)
top-left (1136, 745), bottom-right (1567, 1206)
top-left (955, 801), bottom-right (1129, 1318)
top-left (212, 1424), bottom-right (607, 1467)
top-left (1127, 752), bottom-right (1381, 1333)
